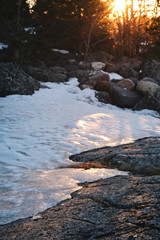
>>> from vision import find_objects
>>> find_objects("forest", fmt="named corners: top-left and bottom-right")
top-left (0, 0), bottom-right (160, 63)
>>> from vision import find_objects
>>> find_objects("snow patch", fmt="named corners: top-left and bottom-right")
top-left (0, 43), bottom-right (8, 50)
top-left (52, 48), bottom-right (69, 54)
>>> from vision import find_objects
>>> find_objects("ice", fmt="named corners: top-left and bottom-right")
top-left (0, 43), bottom-right (8, 50)
top-left (0, 78), bottom-right (160, 224)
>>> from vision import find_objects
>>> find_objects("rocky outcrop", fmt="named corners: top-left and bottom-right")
top-left (0, 174), bottom-right (160, 239)
top-left (70, 137), bottom-right (160, 175)
top-left (141, 59), bottom-right (160, 84)
top-left (23, 65), bottom-right (68, 83)
top-left (0, 62), bottom-right (41, 97)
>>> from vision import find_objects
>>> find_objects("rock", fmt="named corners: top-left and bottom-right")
top-left (0, 174), bottom-right (160, 239)
top-left (94, 81), bottom-right (113, 93)
top-left (155, 90), bottom-right (160, 102)
top-left (78, 61), bottom-right (91, 69)
top-left (141, 77), bottom-right (158, 84)
top-left (76, 69), bottom-right (92, 83)
top-left (129, 77), bottom-right (139, 86)
top-left (117, 79), bottom-right (135, 91)
top-left (111, 85), bottom-right (141, 108)
top-left (70, 137), bottom-right (160, 175)
top-left (134, 94), bottom-right (160, 114)
top-left (136, 80), bottom-right (160, 96)
top-left (0, 62), bottom-right (41, 97)
top-left (48, 66), bottom-right (68, 82)
top-left (91, 62), bottom-right (106, 70)
top-left (65, 64), bottom-right (79, 78)
top-left (88, 71), bottom-right (110, 88)
top-left (118, 63), bottom-right (139, 79)
top-left (141, 59), bottom-right (160, 84)
top-left (23, 65), bottom-right (68, 83)
top-left (95, 91), bottom-right (112, 104)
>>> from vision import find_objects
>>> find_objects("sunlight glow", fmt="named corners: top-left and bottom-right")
top-left (110, 0), bottom-right (159, 17)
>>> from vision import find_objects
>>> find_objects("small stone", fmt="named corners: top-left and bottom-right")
top-left (32, 215), bottom-right (43, 221)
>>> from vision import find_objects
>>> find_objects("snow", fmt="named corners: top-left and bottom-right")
top-left (0, 43), bottom-right (8, 50)
top-left (24, 27), bottom-right (36, 35)
top-left (51, 48), bottom-right (70, 54)
top-left (0, 78), bottom-right (160, 224)
top-left (109, 72), bottom-right (123, 80)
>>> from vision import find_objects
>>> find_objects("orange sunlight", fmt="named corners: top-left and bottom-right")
top-left (113, 0), bottom-right (139, 13)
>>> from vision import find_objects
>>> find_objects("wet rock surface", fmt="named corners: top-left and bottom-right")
top-left (0, 175), bottom-right (160, 240)
top-left (70, 137), bottom-right (160, 175)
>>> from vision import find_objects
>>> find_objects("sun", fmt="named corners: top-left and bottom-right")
top-left (113, 0), bottom-right (126, 13)
top-left (113, 0), bottom-right (140, 14)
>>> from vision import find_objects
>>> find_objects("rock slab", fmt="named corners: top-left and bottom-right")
top-left (70, 137), bottom-right (160, 175)
top-left (0, 175), bottom-right (160, 239)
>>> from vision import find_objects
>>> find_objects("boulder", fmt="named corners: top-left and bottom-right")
top-left (117, 79), bottom-right (135, 91)
top-left (141, 77), bottom-right (158, 84)
top-left (134, 94), bottom-right (160, 114)
top-left (91, 62), bottom-right (106, 70)
top-left (76, 69), bottom-right (92, 83)
top-left (95, 91), bottom-right (112, 104)
top-left (141, 59), bottom-right (160, 84)
top-left (111, 85), bottom-right (141, 108)
top-left (0, 62), bottom-right (41, 97)
top-left (88, 71), bottom-right (110, 88)
top-left (23, 65), bottom-right (68, 83)
top-left (136, 80), bottom-right (160, 96)
top-left (129, 77), bottom-right (139, 86)
top-left (70, 137), bottom-right (160, 175)
top-left (118, 64), bottom-right (139, 79)
top-left (94, 81), bottom-right (113, 93)
top-left (65, 64), bottom-right (79, 78)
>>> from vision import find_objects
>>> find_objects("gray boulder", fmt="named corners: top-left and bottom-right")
top-left (0, 62), bottom-right (41, 97)
top-left (136, 80), bottom-right (160, 96)
top-left (134, 94), bottom-right (160, 114)
top-left (88, 71), bottom-right (110, 88)
top-left (23, 65), bottom-right (68, 83)
top-left (111, 85), bottom-right (141, 108)
top-left (95, 91), bottom-right (112, 104)
top-left (141, 77), bottom-right (158, 84)
top-left (141, 59), bottom-right (160, 84)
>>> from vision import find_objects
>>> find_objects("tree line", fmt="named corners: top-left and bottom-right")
top-left (0, 0), bottom-right (159, 63)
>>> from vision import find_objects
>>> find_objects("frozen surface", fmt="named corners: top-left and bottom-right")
top-left (0, 78), bottom-right (160, 224)
top-left (51, 48), bottom-right (69, 54)
top-left (0, 43), bottom-right (8, 50)
top-left (109, 72), bottom-right (123, 80)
